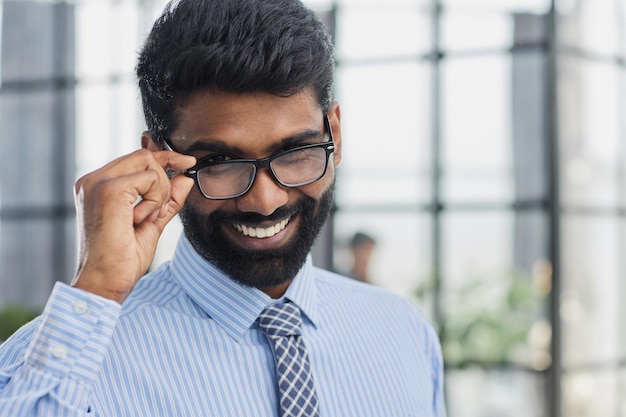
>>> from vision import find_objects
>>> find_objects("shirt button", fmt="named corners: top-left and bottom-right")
top-left (72, 300), bottom-right (89, 315)
top-left (51, 344), bottom-right (68, 359)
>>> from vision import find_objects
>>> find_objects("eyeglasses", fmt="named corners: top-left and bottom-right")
top-left (162, 114), bottom-right (335, 200)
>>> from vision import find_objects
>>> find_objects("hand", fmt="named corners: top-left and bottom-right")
top-left (71, 149), bottom-right (196, 304)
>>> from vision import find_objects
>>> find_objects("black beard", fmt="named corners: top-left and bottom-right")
top-left (179, 183), bottom-right (334, 290)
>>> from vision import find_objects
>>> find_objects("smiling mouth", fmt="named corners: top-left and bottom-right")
top-left (232, 217), bottom-right (291, 238)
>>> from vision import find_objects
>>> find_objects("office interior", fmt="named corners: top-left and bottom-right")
top-left (0, 0), bottom-right (624, 416)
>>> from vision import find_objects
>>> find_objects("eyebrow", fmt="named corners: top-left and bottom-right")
top-left (179, 127), bottom-right (324, 156)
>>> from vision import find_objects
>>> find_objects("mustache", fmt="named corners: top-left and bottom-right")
top-left (205, 195), bottom-right (316, 225)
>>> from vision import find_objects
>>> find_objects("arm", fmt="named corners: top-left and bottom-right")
top-left (0, 284), bottom-right (120, 416)
top-left (0, 147), bottom-right (196, 416)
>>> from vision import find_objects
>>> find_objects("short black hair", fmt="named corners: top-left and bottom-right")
top-left (136, 0), bottom-right (335, 143)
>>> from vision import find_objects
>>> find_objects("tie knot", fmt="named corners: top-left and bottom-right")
top-left (258, 302), bottom-right (303, 337)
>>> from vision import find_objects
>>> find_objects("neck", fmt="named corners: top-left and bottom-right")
top-left (261, 280), bottom-right (292, 299)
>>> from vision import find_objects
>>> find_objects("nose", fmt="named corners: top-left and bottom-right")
top-left (236, 168), bottom-right (289, 216)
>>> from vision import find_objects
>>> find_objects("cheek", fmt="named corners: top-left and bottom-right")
top-left (184, 188), bottom-right (231, 214)
top-left (298, 171), bottom-right (335, 200)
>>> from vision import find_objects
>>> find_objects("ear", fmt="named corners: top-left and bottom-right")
top-left (141, 131), bottom-right (160, 151)
top-left (327, 101), bottom-right (341, 167)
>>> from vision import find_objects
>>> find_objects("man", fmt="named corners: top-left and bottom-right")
top-left (349, 232), bottom-right (377, 283)
top-left (0, 0), bottom-right (446, 416)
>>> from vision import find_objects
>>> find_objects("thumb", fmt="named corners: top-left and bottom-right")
top-left (156, 174), bottom-right (195, 226)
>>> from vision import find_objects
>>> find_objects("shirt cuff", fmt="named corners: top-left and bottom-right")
top-left (23, 282), bottom-right (121, 385)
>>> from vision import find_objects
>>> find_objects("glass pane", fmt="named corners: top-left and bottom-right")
top-left (335, 4), bottom-right (430, 61)
top-left (562, 369), bottom-right (620, 417)
top-left (443, 51), bottom-right (548, 203)
top-left (75, 2), bottom-right (140, 78)
top-left (74, 1), bottom-right (148, 177)
top-left (446, 367), bottom-right (546, 417)
top-left (334, 0), bottom-right (427, 6)
top-left (561, 215), bottom-right (626, 367)
top-left (0, 1), bottom-right (73, 82)
top-left (335, 62), bottom-right (432, 206)
top-left (441, 211), bottom-right (550, 368)
top-left (559, 58), bottom-right (625, 208)
top-left (0, 90), bottom-right (73, 208)
top-left (443, 9), bottom-right (549, 52)
top-left (442, 0), bottom-right (549, 13)
top-left (75, 82), bottom-right (142, 177)
top-left (332, 211), bottom-right (432, 314)
top-left (442, 56), bottom-right (514, 203)
top-left (0, 220), bottom-right (61, 309)
top-left (557, 0), bottom-right (625, 57)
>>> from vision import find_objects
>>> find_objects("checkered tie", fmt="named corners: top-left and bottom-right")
top-left (258, 302), bottom-right (320, 417)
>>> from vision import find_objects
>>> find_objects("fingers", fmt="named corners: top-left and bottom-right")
top-left (131, 170), bottom-right (194, 226)
top-left (76, 149), bottom-right (195, 193)
top-left (167, 172), bottom-right (196, 214)
top-left (129, 151), bottom-right (196, 225)
top-left (140, 173), bottom-right (195, 232)
top-left (76, 149), bottom-right (196, 226)
top-left (152, 150), bottom-right (196, 219)
top-left (71, 149), bottom-right (196, 303)
top-left (153, 149), bottom-right (197, 174)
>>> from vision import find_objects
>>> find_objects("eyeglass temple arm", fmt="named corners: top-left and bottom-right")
top-left (160, 139), bottom-right (197, 179)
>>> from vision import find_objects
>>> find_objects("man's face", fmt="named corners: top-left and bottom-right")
top-left (163, 89), bottom-right (341, 297)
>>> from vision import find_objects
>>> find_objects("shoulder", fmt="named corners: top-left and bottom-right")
top-left (313, 267), bottom-right (434, 332)
top-left (311, 267), bottom-right (442, 361)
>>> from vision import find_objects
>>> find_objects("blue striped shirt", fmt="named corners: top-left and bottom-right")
top-left (0, 235), bottom-right (446, 416)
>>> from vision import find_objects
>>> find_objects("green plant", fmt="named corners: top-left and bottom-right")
top-left (415, 269), bottom-right (549, 368)
top-left (0, 305), bottom-right (39, 342)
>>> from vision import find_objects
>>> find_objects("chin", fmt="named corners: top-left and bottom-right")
top-left (179, 184), bottom-right (334, 289)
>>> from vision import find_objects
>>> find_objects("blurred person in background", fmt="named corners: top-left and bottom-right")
top-left (349, 231), bottom-right (377, 283)
top-left (0, 0), bottom-right (445, 416)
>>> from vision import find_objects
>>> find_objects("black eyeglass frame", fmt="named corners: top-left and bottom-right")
top-left (161, 113), bottom-right (335, 200)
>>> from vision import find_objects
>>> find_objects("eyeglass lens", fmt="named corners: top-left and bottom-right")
top-left (196, 145), bottom-right (330, 199)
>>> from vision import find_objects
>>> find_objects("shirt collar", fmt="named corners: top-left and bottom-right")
top-left (170, 234), bottom-right (319, 341)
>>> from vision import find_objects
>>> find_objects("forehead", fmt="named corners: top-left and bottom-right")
top-left (170, 89), bottom-right (322, 154)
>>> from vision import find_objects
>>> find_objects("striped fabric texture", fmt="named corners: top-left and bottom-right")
top-left (0, 235), bottom-right (446, 417)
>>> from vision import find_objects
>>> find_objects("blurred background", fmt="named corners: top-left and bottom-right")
top-left (0, 0), bottom-right (624, 416)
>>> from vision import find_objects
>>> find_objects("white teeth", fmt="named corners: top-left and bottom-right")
top-left (234, 218), bottom-right (290, 239)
